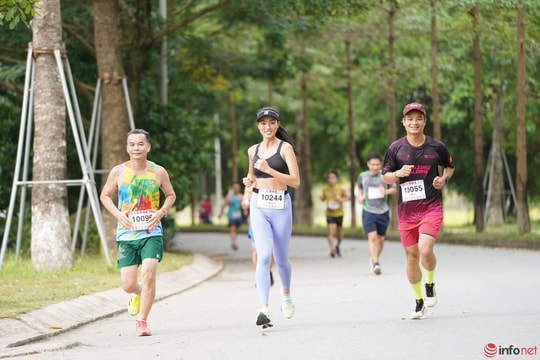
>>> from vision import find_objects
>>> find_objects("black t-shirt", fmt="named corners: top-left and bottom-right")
top-left (382, 136), bottom-right (455, 222)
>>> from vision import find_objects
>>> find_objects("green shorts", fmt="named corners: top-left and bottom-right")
top-left (117, 236), bottom-right (163, 268)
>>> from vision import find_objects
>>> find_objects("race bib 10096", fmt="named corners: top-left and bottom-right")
top-left (257, 189), bottom-right (285, 209)
top-left (400, 180), bottom-right (426, 202)
top-left (129, 209), bottom-right (153, 230)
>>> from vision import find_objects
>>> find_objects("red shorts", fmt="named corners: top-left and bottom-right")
top-left (398, 215), bottom-right (443, 247)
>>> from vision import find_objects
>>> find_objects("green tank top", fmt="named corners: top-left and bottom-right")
top-left (116, 161), bottom-right (162, 241)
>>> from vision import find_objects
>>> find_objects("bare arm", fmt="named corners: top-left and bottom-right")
top-left (340, 189), bottom-right (351, 202)
top-left (100, 165), bottom-right (131, 229)
top-left (357, 186), bottom-right (364, 205)
top-left (156, 165), bottom-right (176, 215)
top-left (433, 166), bottom-right (455, 190)
top-left (384, 184), bottom-right (398, 196)
top-left (243, 145), bottom-right (257, 187)
top-left (383, 164), bottom-right (415, 184)
top-left (241, 187), bottom-right (252, 215)
top-left (219, 194), bottom-right (230, 217)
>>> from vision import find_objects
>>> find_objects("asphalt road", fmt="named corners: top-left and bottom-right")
top-left (14, 232), bottom-right (540, 360)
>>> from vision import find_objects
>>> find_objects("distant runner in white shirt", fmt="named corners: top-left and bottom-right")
top-left (358, 152), bottom-right (397, 275)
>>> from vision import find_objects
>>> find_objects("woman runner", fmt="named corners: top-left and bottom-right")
top-left (243, 106), bottom-right (300, 329)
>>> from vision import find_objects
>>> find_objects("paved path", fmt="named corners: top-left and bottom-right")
top-left (2, 232), bottom-right (540, 360)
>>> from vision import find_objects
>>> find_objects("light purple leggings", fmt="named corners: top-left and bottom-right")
top-left (250, 192), bottom-right (292, 305)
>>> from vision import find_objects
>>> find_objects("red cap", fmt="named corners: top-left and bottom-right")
top-left (402, 102), bottom-right (426, 116)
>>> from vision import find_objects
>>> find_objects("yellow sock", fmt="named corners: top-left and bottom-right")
top-left (424, 268), bottom-right (436, 284)
top-left (411, 281), bottom-right (423, 300)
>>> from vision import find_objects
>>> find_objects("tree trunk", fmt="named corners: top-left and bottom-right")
top-left (386, 3), bottom-right (398, 231)
top-left (31, 0), bottom-right (73, 271)
top-left (345, 38), bottom-right (357, 228)
top-left (430, 0), bottom-right (440, 140)
top-left (294, 71), bottom-right (313, 226)
top-left (229, 92), bottom-right (238, 183)
top-left (268, 80), bottom-right (274, 106)
top-left (486, 84), bottom-right (505, 226)
top-left (123, 0), bottom-right (155, 119)
top-left (515, 8), bottom-right (530, 233)
top-left (471, 6), bottom-right (485, 232)
top-left (94, 0), bottom-right (131, 251)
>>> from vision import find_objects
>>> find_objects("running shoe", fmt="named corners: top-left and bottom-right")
top-left (335, 245), bottom-right (341, 257)
top-left (231, 243), bottom-right (238, 251)
top-left (372, 262), bottom-right (382, 275)
top-left (128, 293), bottom-right (140, 316)
top-left (256, 308), bottom-right (273, 328)
top-left (330, 250), bottom-right (335, 258)
top-left (270, 271), bottom-right (275, 286)
top-left (135, 319), bottom-right (152, 336)
top-left (410, 299), bottom-right (425, 320)
top-left (281, 296), bottom-right (295, 319)
top-left (425, 283), bottom-right (438, 307)
top-left (370, 258), bottom-right (382, 275)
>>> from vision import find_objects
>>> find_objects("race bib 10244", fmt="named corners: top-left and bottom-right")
top-left (400, 180), bottom-right (426, 202)
top-left (257, 189), bottom-right (285, 209)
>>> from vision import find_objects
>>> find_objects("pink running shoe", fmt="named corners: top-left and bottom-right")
top-left (136, 319), bottom-right (152, 336)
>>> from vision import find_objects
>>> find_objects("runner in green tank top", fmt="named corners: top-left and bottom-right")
top-left (100, 129), bottom-right (176, 336)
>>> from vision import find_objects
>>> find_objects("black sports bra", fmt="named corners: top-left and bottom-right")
top-left (253, 141), bottom-right (289, 178)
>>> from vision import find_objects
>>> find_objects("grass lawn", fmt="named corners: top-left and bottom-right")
top-left (0, 250), bottom-right (192, 319)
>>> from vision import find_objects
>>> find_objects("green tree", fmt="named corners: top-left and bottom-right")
top-left (471, 5), bottom-right (486, 232)
top-left (2, 0), bottom-right (540, 243)
top-left (515, 7), bottom-right (530, 232)
top-left (0, 0), bottom-right (38, 29)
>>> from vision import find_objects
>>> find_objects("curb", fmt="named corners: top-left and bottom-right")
top-left (0, 253), bottom-right (223, 351)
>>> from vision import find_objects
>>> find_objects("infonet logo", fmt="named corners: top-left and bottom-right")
top-left (484, 343), bottom-right (538, 358)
